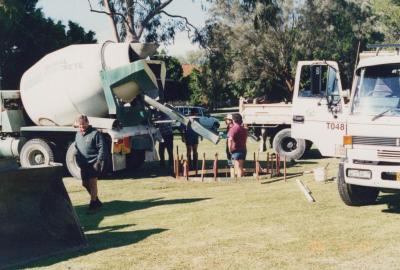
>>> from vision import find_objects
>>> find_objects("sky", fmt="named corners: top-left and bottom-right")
top-left (37, 0), bottom-right (209, 57)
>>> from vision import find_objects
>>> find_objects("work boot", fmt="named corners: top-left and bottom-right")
top-left (87, 197), bottom-right (102, 214)
top-left (95, 197), bottom-right (103, 207)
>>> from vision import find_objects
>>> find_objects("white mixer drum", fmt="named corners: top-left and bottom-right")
top-left (20, 43), bottom-right (133, 126)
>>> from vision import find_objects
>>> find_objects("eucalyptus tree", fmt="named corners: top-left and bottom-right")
top-left (88, 0), bottom-right (201, 43)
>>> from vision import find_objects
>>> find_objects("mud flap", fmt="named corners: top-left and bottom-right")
top-left (143, 95), bottom-right (220, 144)
top-left (0, 163), bottom-right (87, 269)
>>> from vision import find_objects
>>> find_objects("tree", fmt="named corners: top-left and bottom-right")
top-left (0, 0), bottom-right (97, 89)
top-left (152, 51), bottom-right (187, 101)
top-left (197, 0), bottom-right (384, 105)
top-left (87, 0), bottom-right (199, 43)
top-left (372, 0), bottom-right (400, 42)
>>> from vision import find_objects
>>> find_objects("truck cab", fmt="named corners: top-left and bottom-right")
top-left (290, 44), bottom-right (400, 206)
top-left (338, 45), bottom-right (400, 205)
top-left (291, 61), bottom-right (349, 157)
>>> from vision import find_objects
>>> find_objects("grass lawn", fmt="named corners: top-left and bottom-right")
top-left (27, 134), bottom-right (400, 270)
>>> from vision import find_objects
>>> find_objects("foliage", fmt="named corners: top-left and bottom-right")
top-left (90, 0), bottom-right (201, 43)
top-left (372, 0), bottom-right (400, 42)
top-left (196, 0), bottom-right (385, 105)
top-left (152, 51), bottom-right (183, 81)
top-left (0, 0), bottom-right (96, 89)
top-left (185, 69), bottom-right (208, 105)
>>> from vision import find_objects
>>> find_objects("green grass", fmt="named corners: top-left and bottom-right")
top-left (27, 136), bottom-right (400, 270)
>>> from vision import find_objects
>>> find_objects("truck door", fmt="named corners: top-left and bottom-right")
top-left (291, 61), bottom-right (347, 157)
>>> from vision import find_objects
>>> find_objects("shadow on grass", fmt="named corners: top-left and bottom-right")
top-left (24, 197), bottom-right (208, 268)
top-left (301, 149), bottom-right (329, 160)
top-left (25, 226), bottom-right (167, 268)
top-left (293, 160), bottom-right (319, 166)
top-left (76, 198), bottom-right (210, 230)
top-left (260, 172), bottom-right (304, 185)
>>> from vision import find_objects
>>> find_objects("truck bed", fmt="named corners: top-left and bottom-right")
top-left (239, 99), bottom-right (292, 126)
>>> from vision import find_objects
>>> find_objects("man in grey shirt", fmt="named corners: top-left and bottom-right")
top-left (75, 115), bottom-right (105, 214)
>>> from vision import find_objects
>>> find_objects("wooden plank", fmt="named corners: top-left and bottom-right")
top-left (296, 179), bottom-right (315, 203)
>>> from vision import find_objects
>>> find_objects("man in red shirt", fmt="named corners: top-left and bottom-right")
top-left (227, 113), bottom-right (248, 177)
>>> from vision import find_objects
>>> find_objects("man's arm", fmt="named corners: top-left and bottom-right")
top-left (95, 132), bottom-right (106, 161)
top-left (228, 137), bottom-right (233, 153)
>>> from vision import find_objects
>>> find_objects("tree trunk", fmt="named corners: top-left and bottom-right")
top-left (103, 0), bottom-right (120, 42)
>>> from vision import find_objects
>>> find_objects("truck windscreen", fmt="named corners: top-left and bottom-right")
top-left (352, 64), bottom-right (400, 116)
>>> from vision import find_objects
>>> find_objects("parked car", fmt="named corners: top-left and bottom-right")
top-left (174, 106), bottom-right (220, 131)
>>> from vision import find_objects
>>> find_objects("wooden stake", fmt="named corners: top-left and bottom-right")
top-left (183, 160), bottom-right (189, 181)
top-left (266, 152), bottom-right (270, 174)
top-left (284, 156), bottom-right (287, 182)
top-left (176, 154), bottom-right (180, 179)
top-left (276, 154), bottom-right (281, 176)
top-left (213, 153), bottom-right (218, 181)
top-left (255, 152), bottom-right (260, 181)
top-left (270, 153), bottom-right (276, 178)
top-left (201, 153), bottom-right (206, 182)
top-left (195, 158), bottom-right (198, 176)
top-left (253, 152), bottom-right (256, 175)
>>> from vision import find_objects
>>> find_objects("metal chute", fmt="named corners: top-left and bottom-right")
top-left (143, 95), bottom-right (220, 144)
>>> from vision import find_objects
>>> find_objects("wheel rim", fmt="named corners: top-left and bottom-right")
top-left (281, 137), bottom-right (297, 152)
top-left (28, 149), bottom-right (47, 165)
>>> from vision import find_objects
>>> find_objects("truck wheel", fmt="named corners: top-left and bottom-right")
top-left (20, 138), bottom-right (54, 167)
top-left (65, 143), bottom-right (82, 179)
top-left (272, 128), bottom-right (305, 161)
top-left (337, 162), bottom-right (379, 206)
top-left (126, 150), bottom-right (145, 169)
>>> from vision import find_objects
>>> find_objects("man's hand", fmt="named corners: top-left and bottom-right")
top-left (93, 160), bottom-right (104, 173)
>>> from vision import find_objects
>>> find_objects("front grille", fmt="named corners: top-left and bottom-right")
top-left (378, 150), bottom-right (400, 159)
top-left (352, 136), bottom-right (399, 147)
top-left (382, 172), bottom-right (399, 181)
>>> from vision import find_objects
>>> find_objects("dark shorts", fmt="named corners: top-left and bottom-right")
top-left (231, 150), bottom-right (246, 161)
top-left (80, 163), bottom-right (99, 182)
top-left (185, 135), bottom-right (199, 146)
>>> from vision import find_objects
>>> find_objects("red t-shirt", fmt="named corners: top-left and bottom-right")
top-left (228, 124), bottom-right (248, 152)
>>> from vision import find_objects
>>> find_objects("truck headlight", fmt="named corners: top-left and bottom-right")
top-left (346, 169), bottom-right (372, 179)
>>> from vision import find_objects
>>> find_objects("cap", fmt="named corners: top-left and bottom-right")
top-left (225, 114), bottom-right (233, 120)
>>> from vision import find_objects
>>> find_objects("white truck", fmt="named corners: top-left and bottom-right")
top-left (290, 44), bottom-right (400, 206)
top-left (0, 42), bottom-right (218, 179)
top-left (239, 99), bottom-right (310, 160)
top-left (238, 61), bottom-right (347, 161)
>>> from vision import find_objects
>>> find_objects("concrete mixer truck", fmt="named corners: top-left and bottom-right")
top-left (0, 42), bottom-right (219, 179)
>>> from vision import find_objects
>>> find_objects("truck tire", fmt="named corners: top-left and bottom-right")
top-left (337, 162), bottom-right (379, 206)
top-left (126, 150), bottom-right (146, 169)
top-left (272, 128), bottom-right (305, 161)
top-left (65, 143), bottom-right (82, 179)
top-left (20, 138), bottom-right (54, 167)
top-left (65, 142), bottom-right (110, 179)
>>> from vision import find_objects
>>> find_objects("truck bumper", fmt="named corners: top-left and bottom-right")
top-left (344, 159), bottom-right (400, 189)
